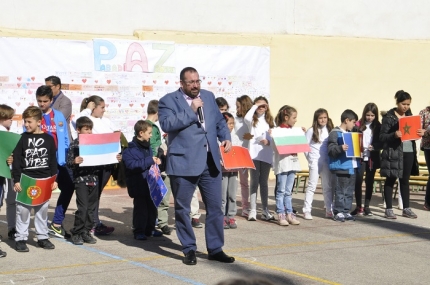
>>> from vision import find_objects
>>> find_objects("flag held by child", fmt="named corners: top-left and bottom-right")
top-left (79, 133), bottom-right (121, 166)
top-left (399, 115), bottom-right (421, 142)
top-left (342, 132), bottom-right (362, 158)
top-left (16, 174), bottom-right (57, 206)
top-left (271, 127), bottom-right (310, 155)
top-left (147, 164), bottom-right (168, 207)
top-left (0, 131), bottom-right (21, 179)
top-left (220, 146), bottom-right (255, 170)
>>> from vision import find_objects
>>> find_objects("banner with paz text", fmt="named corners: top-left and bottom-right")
top-left (16, 174), bottom-right (57, 206)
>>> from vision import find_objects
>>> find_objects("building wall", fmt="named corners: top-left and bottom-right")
top-left (1, 0), bottom-right (430, 40)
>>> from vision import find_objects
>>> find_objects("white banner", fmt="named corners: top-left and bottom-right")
top-left (0, 37), bottom-right (270, 139)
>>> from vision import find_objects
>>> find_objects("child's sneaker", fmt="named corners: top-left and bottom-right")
top-left (37, 239), bottom-right (55, 250)
top-left (350, 207), bottom-right (364, 216)
top-left (384, 209), bottom-right (397, 219)
top-left (303, 212), bottom-right (313, 220)
top-left (261, 209), bottom-right (274, 221)
top-left (71, 234), bottom-right (84, 245)
top-left (333, 213), bottom-right (345, 222)
top-left (94, 223), bottom-right (115, 236)
top-left (81, 232), bottom-right (97, 244)
top-left (134, 233), bottom-right (147, 240)
top-left (287, 213), bottom-right (300, 225)
top-left (278, 213), bottom-right (289, 226)
top-left (424, 202), bottom-right (430, 211)
top-left (364, 206), bottom-right (373, 216)
top-left (248, 209), bottom-right (257, 221)
top-left (228, 218), bottom-right (237, 229)
top-left (0, 249), bottom-right (6, 258)
top-left (151, 230), bottom-right (163, 237)
top-left (48, 223), bottom-right (68, 239)
top-left (223, 217), bottom-right (230, 229)
top-left (345, 213), bottom-right (356, 221)
top-left (402, 208), bottom-right (417, 219)
top-left (15, 240), bottom-right (29, 252)
top-left (325, 211), bottom-right (334, 219)
top-left (241, 208), bottom-right (249, 217)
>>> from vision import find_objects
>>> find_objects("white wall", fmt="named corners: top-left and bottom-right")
top-left (1, 0), bottom-right (430, 40)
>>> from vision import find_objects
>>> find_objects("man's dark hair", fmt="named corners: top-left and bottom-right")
top-left (180, 67), bottom-right (198, 81)
top-left (76, 116), bottom-right (93, 130)
top-left (36, 85), bottom-right (54, 100)
top-left (147, 100), bottom-right (159, 115)
top-left (340, 109), bottom-right (358, 123)
top-left (45, 75), bottom-right (62, 88)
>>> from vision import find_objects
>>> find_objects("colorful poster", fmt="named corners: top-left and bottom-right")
top-left (0, 131), bottom-right (21, 178)
top-left (79, 133), bottom-right (121, 166)
top-left (16, 174), bottom-right (57, 206)
top-left (399, 115), bottom-right (421, 141)
top-left (342, 132), bottom-right (363, 158)
top-left (0, 38), bottom-right (270, 140)
top-left (271, 127), bottom-right (310, 155)
top-left (220, 146), bottom-right (255, 170)
top-left (147, 164), bottom-right (168, 207)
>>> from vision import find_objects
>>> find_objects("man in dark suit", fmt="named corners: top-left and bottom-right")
top-left (159, 67), bottom-right (235, 265)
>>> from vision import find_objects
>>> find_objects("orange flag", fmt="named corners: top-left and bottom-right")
top-left (220, 146), bottom-right (255, 170)
top-left (399, 115), bottom-right (421, 141)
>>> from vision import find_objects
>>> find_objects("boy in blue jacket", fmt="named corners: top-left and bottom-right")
top-left (122, 120), bottom-right (163, 240)
top-left (328, 109), bottom-right (359, 222)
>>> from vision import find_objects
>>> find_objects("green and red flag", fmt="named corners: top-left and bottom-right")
top-left (16, 174), bottom-right (57, 206)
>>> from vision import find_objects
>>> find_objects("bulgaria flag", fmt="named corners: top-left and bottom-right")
top-left (79, 133), bottom-right (121, 167)
top-left (16, 174), bottom-right (57, 206)
top-left (272, 127), bottom-right (310, 155)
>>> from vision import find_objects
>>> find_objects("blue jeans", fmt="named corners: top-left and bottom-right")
top-left (333, 172), bottom-right (356, 215)
top-left (275, 172), bottom-right (296, 214)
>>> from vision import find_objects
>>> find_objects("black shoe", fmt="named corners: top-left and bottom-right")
top-left (191, 218), bottom-right (203, 228)
top-left (183, 250), bottom-right (197, 265)
top-left (37, 239), bottom-right (55, 249)
top-left (364, 206), bottom-right (373, 216)
top-left (81, 232), bottom-right (97, 244)
top-left (0, 249), bottom-right (6, 257)
top-left (208, 251), bottom-right (235, 263)
top-left (160, 225), bottom-right (172, 235)
top-left (48, 223), bottom-right (71, 239)
top-left (8, 228), bottom-right (16, 240)
top-left (71, 234), bottom-right (84, 245)
top-left (15, 241), bottom-right (29, 252)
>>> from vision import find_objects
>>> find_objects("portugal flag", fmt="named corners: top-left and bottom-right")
top-left (16, 174), bottom-right (57, 206)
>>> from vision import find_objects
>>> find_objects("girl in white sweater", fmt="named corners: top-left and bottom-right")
top-left (244, 96), bottom-right (275, 221)
top-left (303, 108), bottom-right (335, 219)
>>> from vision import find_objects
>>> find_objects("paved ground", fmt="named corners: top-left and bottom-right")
top-left (0, 181), bottom-right (430, 285)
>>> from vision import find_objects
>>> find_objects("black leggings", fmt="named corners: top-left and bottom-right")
top-left (384, 152), bottom-right (414, 209)
top-left (424, 149), bottom-right (430, 205)
top-left (355, 160), bottom-right (376, 208)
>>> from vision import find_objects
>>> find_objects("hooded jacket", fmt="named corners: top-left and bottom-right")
top-left (379, 108), bottom-right (419, 178)
top-left (327, 126), bottom-right (359, 175)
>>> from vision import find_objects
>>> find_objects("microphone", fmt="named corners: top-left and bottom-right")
top-left (197, 107), bottom-right (204, 123)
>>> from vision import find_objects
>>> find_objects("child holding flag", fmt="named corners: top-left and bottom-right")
top-left (221, 112), bottom-right (241, 229)
top-left (12, 106), bottom-right (57, 252)
top-left (271, 106), bottom-right (302, 226)
top-left (67, 117), bottom-right (98, 245)
top-left (0, 104), bottom-right (16, 257)
top-left (122, 120), bottom-right (163, 240)
top-left (327, 109), bottom-right (359, 222)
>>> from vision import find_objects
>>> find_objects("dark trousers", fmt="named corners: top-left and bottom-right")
top-left (52, 165), bottom-right (75, 225)
top-left (384, 152), bottom-right (414, 209)
top-left (70, 182), bottom-right (98, 235)
top-left (424, 149), bottom-right (430, 205)
top-left (93, 168), bottom-right (113, 225)
top-left (133, 193), bottom-right (157, 236)
top-left (170, 153), bottom-right (224, 255)
top-left (355, 160), bottom-right (376, 208)
top-left (333, 172), bottom-right (356, 215)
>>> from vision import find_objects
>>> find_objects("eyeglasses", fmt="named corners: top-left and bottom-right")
top-left (182, 80), bottom-right (202, 86)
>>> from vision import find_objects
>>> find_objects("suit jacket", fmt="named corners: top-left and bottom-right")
top-left (52, 91), bottom-right (72, 142)
top-left (158, 88), bottom-right (231, 176)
